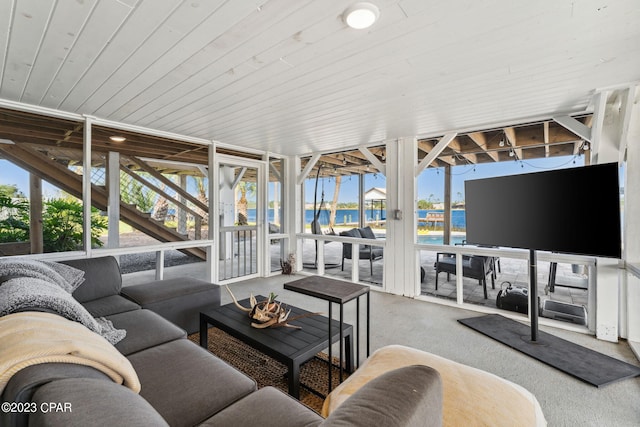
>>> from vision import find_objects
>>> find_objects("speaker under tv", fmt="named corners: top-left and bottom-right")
top-left (464, 162), bottom-right (622, 341)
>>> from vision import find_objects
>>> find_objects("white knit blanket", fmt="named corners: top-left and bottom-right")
top-left (0, 312), bottom-right (140, 395)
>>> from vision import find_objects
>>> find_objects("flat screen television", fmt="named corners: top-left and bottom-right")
top-left (464, 162), bottom-right (621, 258)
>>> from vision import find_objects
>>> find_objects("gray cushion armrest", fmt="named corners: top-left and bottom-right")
top-left (1, 364), bottom-right (112, 427)
top-left (81, 294), bottom-right (140, 317)
top-left (198, 387), bottom-right (322, 427)
top-left (29, 378), bottom-right (168, 427)
top-left (121, 278), bottom-right (220, 334)
top-left (321, 365), bottom-right (443, 427)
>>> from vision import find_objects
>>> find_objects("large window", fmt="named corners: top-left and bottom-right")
top-left (0, 158), bottom-right (94, 256)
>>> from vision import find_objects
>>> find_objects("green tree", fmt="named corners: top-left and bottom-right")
top-left (0, 195), bottom-right (30, 242)
top-left (236, 181), bottom-right (256, 223)
top-left (120, 172), bottom-right (155, 213)
top-left (0, 184), bottom-right (25, 198)
top-left (41, 198), bottom-right (107, 252)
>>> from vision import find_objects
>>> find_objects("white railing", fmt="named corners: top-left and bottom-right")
top-left (296, 232), bottom-right (385, 283)
top-left (220, 225), bottom-right (258, 280)
top-left (93, 239), bottom-right (214, 281)
top-left (2, 240), bottom-right (215, 281)
top-left (415, 242), bottom-right (597, 329)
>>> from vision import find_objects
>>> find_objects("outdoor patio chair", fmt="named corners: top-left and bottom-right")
top-left (456, 240), bottom-right (501, 279)
top-left (340, 227), bottom-right (384, 276)
top-left (434, 253), bottom-right (495, 299)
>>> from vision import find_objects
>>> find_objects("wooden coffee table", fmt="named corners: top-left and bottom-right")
top-left (200, 296), bottom-right (353, 399)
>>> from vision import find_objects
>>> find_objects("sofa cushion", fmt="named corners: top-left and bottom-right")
top-left (340, 228), bottom-right (362, 238)
top-left (121, 277), bottom-right (220, 334)
top-left (321, 365), bottom-right (443, 427)
top-left (1, 364), bottom-right (112, 427)
top-left (81, 295), bottom-right (140, 318)
top-left (29, 378), bottom-right (168, 427)
top-left (128, 339), bottom-right (256, 427)
top-left (198, 386), bottom-right (323, 427)
top-left (106, 309), bottom-right (186, 356)
top-left (62, 256), bottom-right (122, 303)
top-left (358, 226), bottom-right (376, 240)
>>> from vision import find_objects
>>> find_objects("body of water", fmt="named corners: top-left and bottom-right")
top-left (248, 208), bottom-right (466, 229)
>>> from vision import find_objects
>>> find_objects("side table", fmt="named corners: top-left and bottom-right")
top-left (284, 276), bottom-right (369, 392)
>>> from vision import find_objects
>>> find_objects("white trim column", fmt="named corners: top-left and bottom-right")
top-left (287, 155), bottom-right (303, 271)
top-left (590, 89), bottom-right (628, 341)
top-left (83, 116), bottom-right (93, 256)
top-left (383, 137), bottom-right (418, 296)
top-left (207, 142), bottom-right (217, 282)
top-left (621, 85), bottom-right (640, 350)
top-left (107, 151), bottom-right (120, 250)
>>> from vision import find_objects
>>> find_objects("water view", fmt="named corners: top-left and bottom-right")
top-left (249, 209), bottom-right (466, 229)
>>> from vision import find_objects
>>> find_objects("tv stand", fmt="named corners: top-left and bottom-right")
top-left (529, 249), bottom-right (539, 341)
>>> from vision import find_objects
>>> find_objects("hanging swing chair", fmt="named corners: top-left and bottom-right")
top-left (303, 165), bottom-right (340, 269)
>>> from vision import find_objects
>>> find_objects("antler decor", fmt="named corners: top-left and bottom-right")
top-left (225, 285), bottom-right (322, 329)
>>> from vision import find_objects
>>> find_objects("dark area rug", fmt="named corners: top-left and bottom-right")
top-left (458, 314), bottom-right (640, 387)
top-left (188, 328), bottom-right (349, 414)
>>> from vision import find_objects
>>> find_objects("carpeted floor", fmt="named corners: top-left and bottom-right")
top-left (188, 327), bottom-right (349, 414)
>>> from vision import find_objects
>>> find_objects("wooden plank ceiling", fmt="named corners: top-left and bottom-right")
top-left (0, 0), bottom-right (638, 158)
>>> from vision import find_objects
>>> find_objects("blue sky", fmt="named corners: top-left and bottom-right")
top-left (0, 160), bottom-right (61, 197)
top-left (1, 155), bottom-right (587, 203)
top-left (305, 155), bottom-right (586, 204)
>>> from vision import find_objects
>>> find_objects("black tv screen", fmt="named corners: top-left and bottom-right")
top-left (464, 162), bottom-right (621, 258)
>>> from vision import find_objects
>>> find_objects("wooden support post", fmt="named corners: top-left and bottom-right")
top-left (29, 174), bottom-right (43, 254)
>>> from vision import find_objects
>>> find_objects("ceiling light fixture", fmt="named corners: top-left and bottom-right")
top-left (109, 136), bottom-right (126, 143)
top-left (343, 2), bottom-right (380, 29)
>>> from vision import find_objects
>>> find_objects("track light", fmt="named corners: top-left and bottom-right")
top-left (343, 156), bottom-right (347, 165)
top-left (582, 141), bottom-right (590, 151)
top-left (499, 138), bottom-right (505, 147)
top-left (509, 149), bottom-right (515, 157)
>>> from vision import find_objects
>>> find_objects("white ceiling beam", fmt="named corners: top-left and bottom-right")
top-left (231, 167), bottom-right (247, 190)
top-left (619, 84), bottom-right (638, 164)
top-left (415, 132), bottom-right (457, 177)
top-left (543, 121), bottom-right (550, 157)
top-left (196, 165), bottom-right (208, 177)
top-left (553, 115), bottom-right (592, 142)
top-left (589, 91), bottom-right (610, 164)
top-left (297, 153), bottom-right (321, 185)
top-left (358, 146), bottom-right (386, 175)
top-left (269, 161), bottom-right (282, 182)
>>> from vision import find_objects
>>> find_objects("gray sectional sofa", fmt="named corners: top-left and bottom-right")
top-left (0, 256), bottom-right (443, 427)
